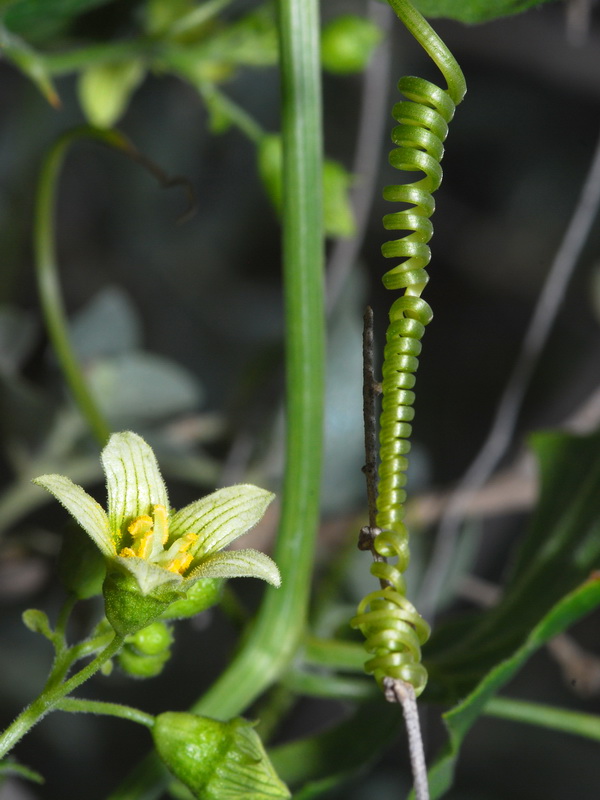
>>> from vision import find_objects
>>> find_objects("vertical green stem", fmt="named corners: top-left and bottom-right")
top-left (191, 0), bottom-right (325, 719)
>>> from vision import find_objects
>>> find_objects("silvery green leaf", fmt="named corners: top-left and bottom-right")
top-left (88, 352), bottom-right (203, 425)
top-left (69, 287), bottom-right (142, 360)
top-left (102, 431), bottom-right (168, 543)
top-left (170, 484), bottom-right (274, 557)
top-left (187, 549), bottom-right (281, 587)
top-left (32, 474), bottom-right (114, 557)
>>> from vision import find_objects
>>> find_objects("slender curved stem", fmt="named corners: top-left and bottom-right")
top-left (35, 126), bottom-right (196, 447)
top-left (197, 83), bottom-right (264, 142)
top-left (35, 128), bottom-right (118, 447)
top-left (56, 698), bottom-right (155, 729)
top-left (0, 633), bottom-right (124, 759)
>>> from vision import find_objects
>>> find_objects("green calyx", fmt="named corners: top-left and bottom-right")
top-left (103, 563), bottom-right (184, 636)
top-left (153, 712), bottom-right (290, 799)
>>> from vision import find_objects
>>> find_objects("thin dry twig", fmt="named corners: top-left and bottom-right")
top-left (418, 120), bottom-right (600, 620)
top-left (325, 0), bottom-right (393, 313)
top-left (383, 678), bottom-right (430, 800)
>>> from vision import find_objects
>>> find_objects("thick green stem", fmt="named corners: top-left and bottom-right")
top-left (190, 0), bottom-right (324, 721)
top-left (0, 634), bottom-right (124, 760)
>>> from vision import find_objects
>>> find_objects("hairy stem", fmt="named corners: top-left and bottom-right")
top-left (0, 634), bottom-right (124, 760)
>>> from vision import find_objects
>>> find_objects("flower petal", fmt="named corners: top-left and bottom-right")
top-left (185, 549), bottom-right (281, 587)
top-left (101, 431), bottom-right (168, 542)
top-left (33, 474), bottom-right (114, 557)
top-left (169, 485), bottom-right (274, 557)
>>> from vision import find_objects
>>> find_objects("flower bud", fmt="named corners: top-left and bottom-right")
top-left (153, 712), bottom-right (290, 800)
top-left (128, 621), bottom-right (173, 656)
top-left (118, 646), bottom-right (171, 679)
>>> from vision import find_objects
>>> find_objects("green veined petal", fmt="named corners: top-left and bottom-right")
top-left (170, 485), bottom-right (274, 557)
top-left (186, 549), bottom-right (281, 587)
top-left (33, 474), bottom-right (114, 557)
top-left (102, 431), bottom-right (168, 544)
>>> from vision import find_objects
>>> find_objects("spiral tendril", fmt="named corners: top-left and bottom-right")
top-left (352, 0), bottom-right (465, 697)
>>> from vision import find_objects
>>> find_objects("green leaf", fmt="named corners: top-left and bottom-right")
top-left (0, 24), bottom-right (59, 105)
top-left (425, 429), bottom-right (600, 702)
top-left (419, 578), bottom-right (600, 800)
top-left (2, 0), bottom-right (114, 41)
top-left (32, 473), bottom-right (114, 557)
top-left (88, 352), bottom-right (203, 425)
top-left (195, 7), bottom-right (278, 68)
top-left (102, 431), bottom-right (169, 542)
top-left (187, 549), bottom-right (281, 588)
top-left (78, 60), bottom-right (145, 128)
top-left (412, 0), bottom-right (556, 24)
top-left (484, 696), bottom-right (600, 743)
top-left (170, 484), bottom-right (274, 557)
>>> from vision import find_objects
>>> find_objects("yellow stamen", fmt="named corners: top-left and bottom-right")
top-left (124, 514), bottom-right (154, 559)
top-left (163, 532), bottom-right (199, 575)
top-left (117, 507), bottom-right (198, 575)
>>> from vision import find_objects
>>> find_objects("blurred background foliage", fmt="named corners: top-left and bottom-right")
top-left (1, 0), bottom-right (600, 798)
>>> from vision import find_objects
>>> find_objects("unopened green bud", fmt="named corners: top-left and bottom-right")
top-left (58, 523), bottom-right (106, 599)
top-left (153, 712), bottom-right (290, 800)
top-left (118, 646), bottom-right (171, 679)
top-left (321, 15), bottom-right (382, 75)
top-left (22, 609), bottom-right (52, 640)
top-left (160, 578), bottom-right (222, 620)
top-left (128, 621), bottom-right (173, 656)
top-left (78, 60), bottom-right (144, 128)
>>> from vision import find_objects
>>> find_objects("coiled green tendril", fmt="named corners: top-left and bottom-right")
top-left (351, 0), bottom-right (465, 697)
